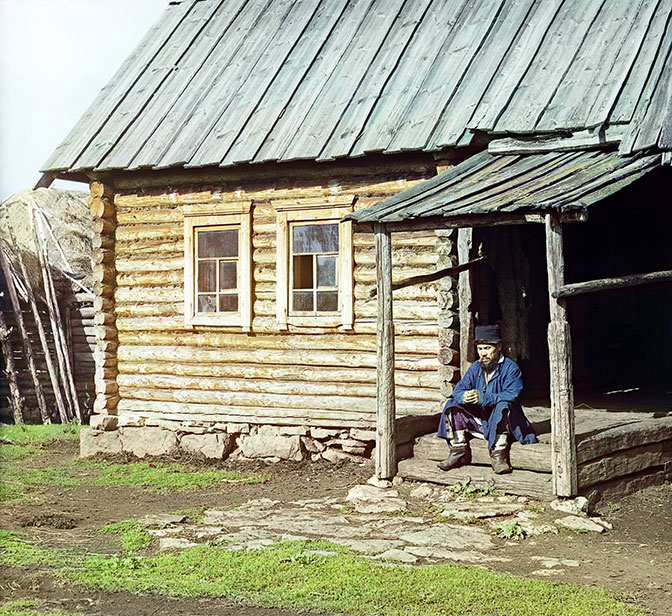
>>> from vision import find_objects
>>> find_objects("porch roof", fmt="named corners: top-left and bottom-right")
top-left (346, 149), bottom-right (662, 225)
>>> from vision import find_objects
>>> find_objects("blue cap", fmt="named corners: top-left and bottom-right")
top-left (474, 324), bottom-right (501, 343)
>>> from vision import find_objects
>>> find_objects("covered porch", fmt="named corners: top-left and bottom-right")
top-left (346, 147), bottom-right (672, 499)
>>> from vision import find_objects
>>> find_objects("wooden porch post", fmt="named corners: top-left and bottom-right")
top-left (545, 213), bottom-right (578, 496)
top-left (457, 227), bottom-right (475, 377)
top-left (374, 223), bottom-right (396, 479)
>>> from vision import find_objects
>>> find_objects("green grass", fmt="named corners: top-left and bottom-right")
top-left (100, 520), bottom-right (152, 555)
top-left (495, 520), bottom-right (526, 540)
top-left (0, 424), bottom-right (80, 463)
top-left (64, 541), bottom-right (642, 616)
top-left (0, 424), bottom-right (80, 446)
top-left (0, 530), bottom-right (643, 616)
top-left (0, 599), bottom-right (83, 616)
top-left (0, 467), bottom-right (81, 505)
top-left (91, 461), bottom-right (270, 492)
top-left (0, 531), bottom-right (73, 568)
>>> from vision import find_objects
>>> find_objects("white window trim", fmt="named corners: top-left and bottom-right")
top-left (184, 203), bottom-right (252, 330)
top-left (273, 198), bottom-right (354, 330)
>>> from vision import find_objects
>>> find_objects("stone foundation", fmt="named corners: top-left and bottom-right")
top-left (81, 413), bottom-right (376, 463)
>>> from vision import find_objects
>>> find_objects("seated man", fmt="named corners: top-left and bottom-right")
top-left (437, 324), bottom-right (537, 475)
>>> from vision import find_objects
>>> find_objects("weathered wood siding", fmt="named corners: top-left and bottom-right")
top-left (113, 174), bottom-right (458, 430)
top-left (0, 299), bottom-right (95, 423)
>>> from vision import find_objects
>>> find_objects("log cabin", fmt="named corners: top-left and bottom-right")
top-left (39, 0), bottom-right (671, 498)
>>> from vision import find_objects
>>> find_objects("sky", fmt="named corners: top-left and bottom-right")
top-left (0, 0), bottom-right (167, 201)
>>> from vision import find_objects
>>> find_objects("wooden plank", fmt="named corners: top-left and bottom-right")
top-left (619, 11), bottom-right (672, 153)
top-left (367, 256), bottom-right (487, 298)
top-left (102, 0), bottom-right (247, 170)
top-left (117, 398), bottom-right (373, 421)
top-left (545, 212), bottom-right (577, 497)
top-left (375, 223), bottom-right (396, 479)
top-left (120, 409), bottom-right (376, 430)
top-left (0, 304), bottom-right (25, 424)
top-left (254, 0), bottom-right (376, 164)
top-left (537, 0), bottom-right (647, 131)
top-left (318, 0), bottom-right (433, 161)
top-left (398, 458), bottom-right (554, 499)
top-left (413, 433), bottom-right (553, 473)
top-left (428, 0), bottom-right (535, 149)
top-left (42, 0), bottom-right (192, 171)
top-left (555, 269), bottom-right (672, 298)
top-left (280, 0), bottom-right (407, 162)
top-left (493, 0), bottom-right (606, 134)
top-left (130, 0), bottom-right (275, 169)
top-left (73, 1), bottom-right (214, 171)
top-left (351, 0), bottom-right (466, 157)
top-left (576, 416), bottom-right (672, 463)
top-left (457, 227), bottom-right (474, 378)
top-left (610, 0), bottom-right (672, 123)
top-left (388, 0), bottom-right (506, 152)
top-left (222, 0), bottom-right (350, 165)
top-left (468, 0), bottom-right (564, 131)
top-left (116, 373), bottom-right (441, 403)
top-left (580, 464), bottom-right (672, 502)
top-left (117, 343), bottom-right (437, 371)
top-left (118, 360), bottom-right (440, 389)
top-left (579, 440), bottom-right (672, 488)
top-left (583, 0), bottom-right (660, 128)
top-left (188, 0), bottom-right (323, 167)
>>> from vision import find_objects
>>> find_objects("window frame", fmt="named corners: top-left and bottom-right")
top-left (184, 205), bottom-right (252, 330)
top-left (273, 199), bottom-right (354, 330)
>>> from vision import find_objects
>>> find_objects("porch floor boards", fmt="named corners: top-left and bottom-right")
top-left (398, 407), bottom-right (672, 500)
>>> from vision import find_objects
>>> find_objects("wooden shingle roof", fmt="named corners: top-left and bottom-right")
top-left (42, 0), bottom-right (672, 176)
top-left (346, 149), bottom-right (662, 225)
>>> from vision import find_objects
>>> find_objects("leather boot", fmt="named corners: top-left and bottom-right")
top-left (490, 448), bottom-right (512, 474)
top-left (438, 443), bottom-right (471, 471)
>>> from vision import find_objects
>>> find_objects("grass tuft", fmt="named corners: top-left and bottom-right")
top-left (0, 599), bottom-right (83, 616)
top-left (91, 461), bottom-right (270, 492)
top-left (100, 519), bottom-right (152, 555)
top-left (59, 540), bottom-right (643, 616)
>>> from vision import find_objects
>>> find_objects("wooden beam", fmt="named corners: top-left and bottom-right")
top-left (378, 210), bottom-right (587, 234)
top-left (366, 255), bottom-right (486, 298)
top-left (553, 269), bottom-right (672, 298)
top-left (0, 299), bottom-right (25, 424)
top-left (545, 212), bottom-right (578, 497)
top-left (458, 228), bottom-right (475, 378)
top-left (0, 243), bottom-right (51, 423)
top-left (374, 223), bottom-right (396, 480)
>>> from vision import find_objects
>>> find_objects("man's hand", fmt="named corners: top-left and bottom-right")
top-left (463, 389), bottom-right (480, 405)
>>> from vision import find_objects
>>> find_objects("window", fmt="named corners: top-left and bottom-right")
top-left (273, 199), bottom-right (354, 329)
top-left (184, 206), bottom-right (251, 329)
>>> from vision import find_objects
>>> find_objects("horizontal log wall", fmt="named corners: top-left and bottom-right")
top-left (113, 173), bottom-right (458, 429)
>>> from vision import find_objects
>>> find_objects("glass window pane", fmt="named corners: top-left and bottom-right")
top-left (292, 224), bottom-right (338, 254)
top-left (219, 261), bottom-right (237, 290)
top-left (197, 260), bottom-right (217, 292)
top-left (219, 293), bottom-right (238, 313)
top-left (317, 255), bottom-right (336, 288)
top-left (198, 294), bottom-right (217, 313)
top-left (292, 255), bottom-right (313, 289)
top-left (292, 290), bottom-right (314, 312)
top-left (198, 229), bottom-right (238, 258)
top-left (317, 291), bottom-right (338, 312)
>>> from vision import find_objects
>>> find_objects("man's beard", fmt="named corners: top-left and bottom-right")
top-left (480, 357), bottom-right (499, 373)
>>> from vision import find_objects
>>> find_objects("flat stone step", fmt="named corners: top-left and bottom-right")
top-left (413, 434), bottom-right (552, 473)
top-left (398, 458), bottom-right (554, 500)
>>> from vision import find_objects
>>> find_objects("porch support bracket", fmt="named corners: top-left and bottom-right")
top-left (374, 223), bottom-right (397, 480)
top-left (545, 212), bottom-right (578, 497)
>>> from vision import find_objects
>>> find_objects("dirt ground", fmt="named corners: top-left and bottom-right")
top-left (1, 439), bottom-right (670, 616)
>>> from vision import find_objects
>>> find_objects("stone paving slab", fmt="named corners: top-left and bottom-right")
top-left (144, 480), bottom-right (607, 565)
